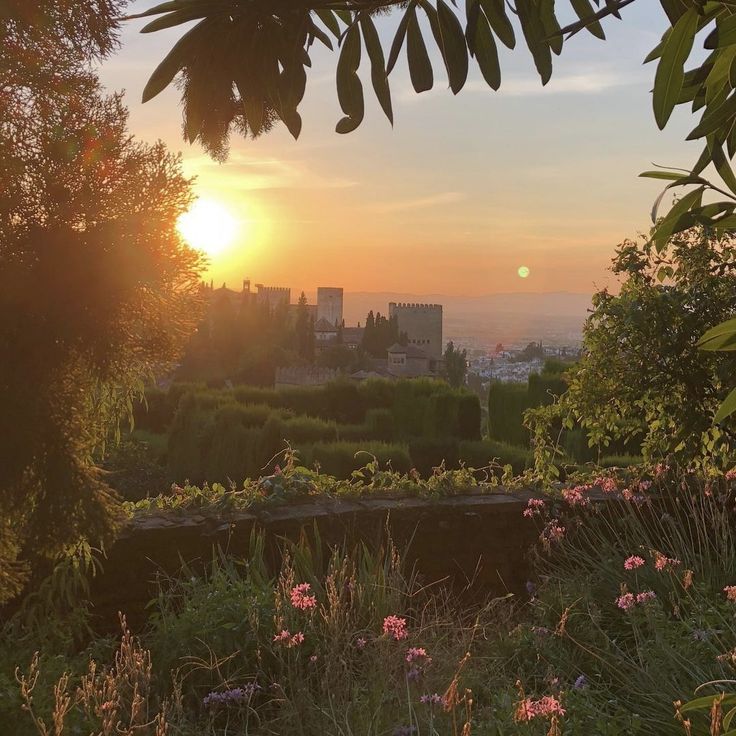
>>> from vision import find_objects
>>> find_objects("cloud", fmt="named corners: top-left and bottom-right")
top-left (184, 152), bottom-right (359, 191)
top-left (366, 191), bottom-right (465, 213)
top-left (398, 69), bottom-right (640, 103)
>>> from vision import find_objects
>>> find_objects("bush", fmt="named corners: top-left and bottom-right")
top-left (298, 442), bottom-right (412, 478)
top-left (487, 381), bottom-right (534, 445)
top-left (458, 440), bottom-right (532, 475)
top-left (281, 416), bottom-right (339, 444)
top-left (233, 385), bottom-right (281, 407)
top-left (364, 408), bottom-right (395, 441)
top-left (457, 393), bottom-right (481, 441)
top-left (408, 438), bottom-right (460, 477)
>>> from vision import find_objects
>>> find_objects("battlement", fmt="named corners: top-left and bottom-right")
top-left (389, 302), bottom-right (443, 310)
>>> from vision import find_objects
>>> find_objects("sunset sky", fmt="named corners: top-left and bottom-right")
top-left (99, 2), bottom-right (702, 296)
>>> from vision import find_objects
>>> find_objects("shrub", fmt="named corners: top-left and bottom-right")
top-left (233, 385), bottom-right (281, 407)
top-left (487, 382), bottom-right (534, 446)
top-left (457, 393), bottom-right (482, 441)
top-left (458, 440), bottom-right (532, 475)
top-left (281, 416), bottom-right (339, 444)
top-left (298, 442), bottom-right (412, 478)
top-left (364, 408), bottom-right (395, 441)
top-left (409, 438), bottom-right (460, 477)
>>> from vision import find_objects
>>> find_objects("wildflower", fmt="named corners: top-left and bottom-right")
top-left (573, 675), bottom-right (588, 690)
top-left (692, 629), bottom-right (712, 642)
top-left (653, 551), bottom-right (681, 571)
top-left (406, 666), bottom-right (422, 682)
top-left (514, 695), bottom-right (565, 722)
top-left (726, 468), bottom-right (736, 481)
top-left (523, 498), bottom-right (546, 518)
top-left (724, 586), bottom-right (736, 602)
top-left (383, 615), bottom-right (409, 641)
top-left (635, 590), bottom-right (656, 605)
top-left (203, 684), bottom-right (260, 708)
top-left (420, 693), bottom-right (443, 705)
top-left (594, 476), bottom-right (617, 493)
top-left (526, 580), bottom-right (537, 597)
top-left (406, 647), bottom-right (431, 665)
top-left (531, 626), bottom-right (551, 637)
top-left (638, 480), bottom-right (653, 491)
top-left (356, 637), bottom-right (367, 650)
top-left (541, 519), bottom-right (565, 545)
top-left (393, 727), bottom-right (417, 736)
top-left (290, 583), bottom-right (317, 611)
top-left (624, 555), bottom-right (645, 570)
top-left (562, 485), bottom-right (589, 507)
top-left (616, 593), bottom-right (636, 611)
top-left (654, 463), bottom-right (669, 478)
top-left (273, 629), bottom-right (304, 647)
top-left (309, 654), bottom-right (318, 663)
top-left (682, 569), bottom-right (694, 590)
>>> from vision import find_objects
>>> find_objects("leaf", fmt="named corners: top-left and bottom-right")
top-left (125, 1), bottom-right (192, 20)
top-left (639, 170), bottom-right (688, 181)
top-left (315, 9), bottom-right (341, 38)
top-left (335, 22), bottom-right (364, 134)
top-left (470, 9), bottom-right (500, 90)
top-left (716, 386), bottom-right (736, 423)
top-left (698, 317), bottom-right (736, 349)
top-left (360, 14), bottom-right (393, 123)
top-left (688, 89), bottom-right (736, 140)
top-left (142, 19), bottom-right (207, 102)
top-left (653, 8), bottom-right (698, 129)
top-left (407, 8), bottom-right (434, 93)
top-left (479, 0), bottom-right (514, 49)
top-left (387, 5), bottom-right (413, 74)
top-left (570, 0), bottom-right (606, 39)
top-left (436, 0), bottom-right (469, 93)
top-left (515, 1), bottom-right (552, 84)
top-left (141, 7), bottom-right (210, 33)
top-left (652, 186), bottom-right (704, 248)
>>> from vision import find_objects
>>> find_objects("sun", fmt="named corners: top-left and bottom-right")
top-left (177, 199), bottom-right (238, 257)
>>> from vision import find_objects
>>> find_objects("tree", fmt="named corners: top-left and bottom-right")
top-left (295, 291), bottom-right (314, 361)
top-left (443, 341), bottom-right (468, 389)
top-left (0, 5), bottom-right (203, 601)
top-left (527, 227), bottom-right (736, 470)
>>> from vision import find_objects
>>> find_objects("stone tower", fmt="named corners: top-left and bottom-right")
top-left (388, 302), bottom-right (443, 359)
top-left (317, 287), bottom-right (344, 327)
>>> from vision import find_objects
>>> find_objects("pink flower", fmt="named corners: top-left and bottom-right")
top-left (616, 593), bottom-right (636, 611)
top-left (523, 498), bottom-right (546, 518)
top-left (541, 519), bottom-right (565, 545)
top-left (273, 629), bottom-right (304, 647)
top-left (356, 637), bottom-right (367, 650)
top-left (406, 647), bottom-right (431, 665)
top-left (594, 477), bottom-right (616, 493)
top-left (724, 586), bottom-right (736, 602)
top-left (383, 615), bottom-right (409, 641)
top-left (290, 583), bottom-right (317, 611)
top-left (653, 551), bottom-right (681, 572)
top-left (562, 485), bottom-right (589, 507)
top-left (514, 695), bottom-right (565, 722)
top-left (654, 463), bottom-right (669, 478)
top-left (726, 468), bottom-right (736, 481)
top-left (638, 480), bottom-right (653, 491)
top-left (635, 590), bottom-right (656, 604)
top-left (420, 693), bottom-right (443, 705)
top-left (624, 555), bottom-right (645, 570)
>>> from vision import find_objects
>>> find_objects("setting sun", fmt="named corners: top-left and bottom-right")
top-left (177, 199), bottom-right (238, 257)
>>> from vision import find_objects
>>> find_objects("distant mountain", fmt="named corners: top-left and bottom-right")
top-left (339, 292), bottom-right (591, 348)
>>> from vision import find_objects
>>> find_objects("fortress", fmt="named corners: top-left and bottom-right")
top-left (389, 302), bottom-right (443, 359)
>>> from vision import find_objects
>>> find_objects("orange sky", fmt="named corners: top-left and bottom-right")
top-left (99, 2), bottom-right (700, 297)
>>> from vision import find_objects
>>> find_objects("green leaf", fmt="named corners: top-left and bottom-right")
top-left (141, 7), bottom-right (210, 33)
top-left (470, 9), bottom-right (500, 90)
top-left (335, 22), bottom-right (364, 134)
top-left (652, 186), bottom-right (704, 247)
top-left (142, 19), bottom-right (207, 102)
top-left (125, 1), bottom-right (193, 20)
top-left (688, 90), bottom-right (736, 140)
top-left (360, 14), bottom-right (393, 123)
top-left (387, 5), bottom-right (413, 74)
top-left (716, 386), bottom-right (736, 422)
top-left (639, 170), bottom-right (688, 181)
top-left (407, 8), bottom-right (434, 93)
top-left (570, 0), bottom-right (606, 39)
top-left (653, 8), bottom-right (699, 129)
top-left (315, 9), bottom-right (341, 39)
top-left (698, 317), bottom-right (736, 349)
top-left (436, 0), bottom-right (469, 93)
top-left (515, 1), bottom-right (552, 84)
top-left (479, 0), bottom-right (514, 49)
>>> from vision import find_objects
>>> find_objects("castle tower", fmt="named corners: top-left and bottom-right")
top-left (388, 302), bottom-right (443, 359)
top-left (317, 287), bottom-right (344, 327)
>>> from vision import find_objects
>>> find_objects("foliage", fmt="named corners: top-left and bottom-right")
top-left (443, 340), bottom-right (468, 389)
top-left (0, 6), bottom-right (203, 601)
top-left (361, 310), bottom-right (404, 358)
top-left (527, 227), bottom-right (736, 473)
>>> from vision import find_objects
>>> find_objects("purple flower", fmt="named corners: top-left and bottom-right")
top-left (573, 674), bottom-right (588, 690)
top-left (406, 666), bottom-right (422, 682)
top-left (393, 727), bottom-right (418, 736)
top-left (420, 693), bottom-right (443, 705)
top-left (202, 684), bottom-right (261, 708)
top-left (526, 581), bottom-right (537, 597)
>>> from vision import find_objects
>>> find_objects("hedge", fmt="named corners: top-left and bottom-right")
top-left (297, 442), bottom-right (412, 478)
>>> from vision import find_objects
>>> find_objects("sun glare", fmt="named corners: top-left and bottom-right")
top-left (177, 199), bottom-right (238, 257)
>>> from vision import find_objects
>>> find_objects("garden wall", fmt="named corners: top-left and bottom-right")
top-left (92, 491), bottom-right (556, 630)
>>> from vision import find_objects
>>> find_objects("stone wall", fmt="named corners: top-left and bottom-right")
top-left (92, 491), bottom-right (548, 630)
